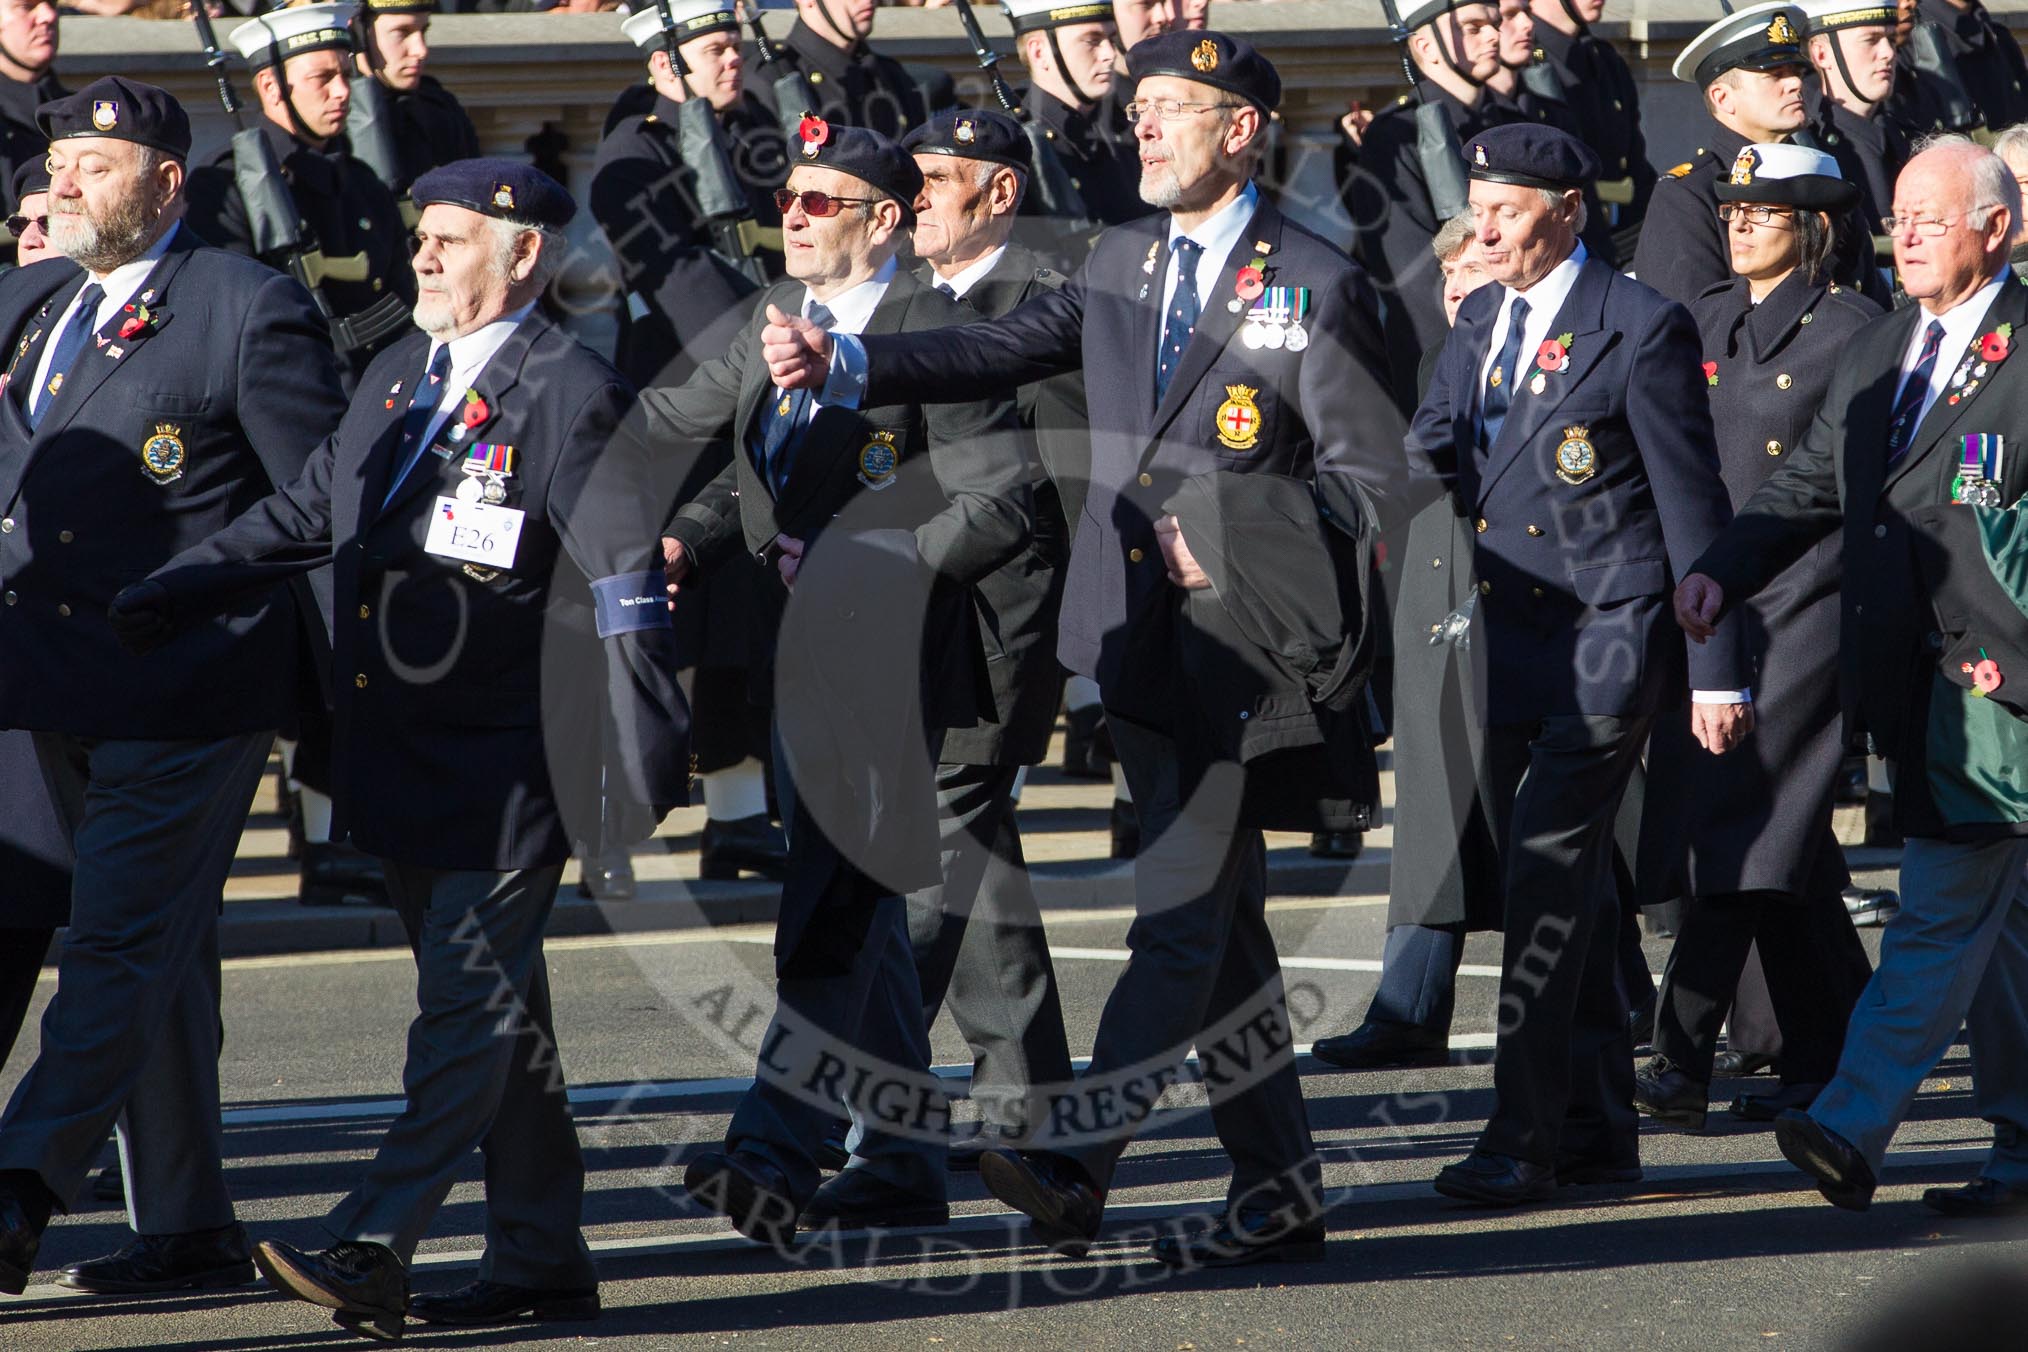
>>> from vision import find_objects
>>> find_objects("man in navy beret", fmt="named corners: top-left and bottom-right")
top-left (0, 75), bottom-right (351, 1300)
top-left (111, 157), bottom-right (691, 1336)
top-left (1406, 121), bottom-right (1748, 1205)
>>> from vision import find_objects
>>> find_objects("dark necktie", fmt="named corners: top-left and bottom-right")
top-left (383, 344), bottom-right (454, 506)
top-left (1156, 237), bottom-right (1201, 403)
top-left (757, 301), bottom-right (834, 496)
top-left (29, 282), bottom-right (104, 430)
top-left (1480, 294), bottom-right (1530, 447)
top-left (934, 281), bottom-right (957, 300)
top-left (1886, 319), bottom-right (1946, 462)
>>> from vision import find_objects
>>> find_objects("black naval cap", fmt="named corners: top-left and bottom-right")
top-left (794, 117), bottom-right (924, 224)
top-left (1713, 142), bottom-right (1861, 211)
top-left (1124, 31), bottom-right (1281, 113)
top-left (412, 158), bottom-right (577, 228)
top-left (38, 76), bottom-right (193, 160)
top-left (1466, 122), bottom-right (1602, 191)
top-left (11, 156), bottom-right (48, 205)
top-left (1672, 3), bottom-right (1809, 88)
top-left (902, 108), bottom-right (1032, 175)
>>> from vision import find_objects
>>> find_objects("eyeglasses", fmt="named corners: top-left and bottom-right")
top-left (1881, 213), bottom-right (1975, 237)
top-left (1122, 98), bottom-right (1241, 125)
top-left (774, 188), bottom-right (878, 218)
top-left (5, 214), bottom-right (45, 237)
top-left (1717, 204), bottom-right (1793, 224)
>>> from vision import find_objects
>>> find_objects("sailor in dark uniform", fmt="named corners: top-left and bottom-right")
top-left (1527, 0), bottom-right (1654, 243)
top-left (1801, 0), bottom-right (1905, 261)
top-left (1635, 5), bottom-right (1883, 309)
top-left (1633, 144), bottom-right (1879, 1137)
top-left (0, 0), bottom-right (59, 268)
top-left (1886, 0), bottom-right (2028, 134)
top-left (1482, 0), bottom-right (1618, 265)
top-left (1004, 0), bottom-right (1148, 243)
top-left (591, 0), bottom-right (788, 893)
top-left (745, 0), bottom-right (929, 142)
top-left (349, 0), bottom-right (482, 207)
top-left (1344, 1), bottom-right (1520, 371)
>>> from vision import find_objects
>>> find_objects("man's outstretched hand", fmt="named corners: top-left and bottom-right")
top-left (108, 580), bottom-right (174, 656)
top-left (762, 304), bottom-right (831, 390)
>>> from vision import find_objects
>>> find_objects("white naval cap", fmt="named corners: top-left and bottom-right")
top-left (1671, 2), bottom-right (1809, 86)
top-left (229, 2), bottom-right (359, 70)
top-left (1796, 0), bottom-right (1898, 34)
top-left (621, 0), bottom-right (739, 52)
top-left (1000, 0), bottom-right (1116, 33)
top-left (1392, 0), bottom-right (1498, 33)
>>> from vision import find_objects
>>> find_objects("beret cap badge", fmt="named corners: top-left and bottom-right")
top-left (955, 118), bottom-right (976, 145)
top-left (1190, 38), bottom-right (1219, 72)
top-left (1474, 143), bottom-right (1488, 168)
top-left (91, 100), bottom-right (118, 131)
top-left (492, 182), bottom-right (514, 210)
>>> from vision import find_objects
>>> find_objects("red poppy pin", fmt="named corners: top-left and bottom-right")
top-left (1536, 337), bottom-right (1569, 374)
top-left (1234, 265), bottom-right (1266, 302)
top-left (1702, 360), bottom-right (1719, 387)
top-left (1981, 323), bottom-right (2012, 363)
top-left (461, 390), bottom-right (489, 428)
top-left (117, 302), bottom-right (161, 341)
top-left (799, 114), bottom-right (829, 147)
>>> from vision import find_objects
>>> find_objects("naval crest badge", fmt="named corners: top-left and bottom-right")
top-left (857, 429), bottom-right (898, 489)
top-left (1214, 384), bottom-right (1262, 452)
top-left (955, 117), bottom-right (977, 145)
top-left (1729, 146), bottom-right (1758, 186)
top-left (1474, 142), bottom-right (1489, 168)
top-left (91, 100), bottom-right (118, 131)
top-left (1191, 38), bottom-right (1219, 72)
top-left (492, 183), bottom-right (516, 211)
top-left (1554, 424), bottom-right (1596, 485)
top-left (1766, 12), bottom-right (1798, 45)
top-left (141, 422), bottom-right (186, 485)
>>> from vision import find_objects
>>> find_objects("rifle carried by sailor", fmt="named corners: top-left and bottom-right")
top-left (952, 0), bottom-right (1097, 239)
top-left (342, 7), bottom-right (412, 220)
top-left (647, 0), bottom-right (769, 286)
top-left (1382, 0), bottom-right (1471, 223)
top-left (742, 0), bottom-right (824, 149)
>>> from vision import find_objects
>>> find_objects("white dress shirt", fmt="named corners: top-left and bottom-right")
top-left (1475, 241), bottom-right (1587, 446)
top-left (813, 255), bottom-right (898, 410)
top-left (1159, 180), bottom-right (1261, 325)
top-left (29, 221), bottom-right (181, 420)
top-left (931, 244), bottom-right (1006, 302)
top-left (412, 301), bottom-right (537, 450)
top-left (1896, 270), bottom-right (2010, 432)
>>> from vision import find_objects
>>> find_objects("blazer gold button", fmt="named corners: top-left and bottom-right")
top-left (1432, 557), bottom-right (1443, 568)
top-left (1138, 473), bottom-right (1153, 487)
top-left (1531, 586), bottom-right (1544, 598)
top-left (355, 673), bottom-right (369, 688)
top-left (1479, 579), bottom-right (1493, 595)
top-left (1129, 547), bottom-right (1144, 563)
top-left (1875, 524), bottom-right (1888, 539)
top-left (57, 530), bottom-right (72, 543)
top-left (4, 591), bottom-right (17, 605)
top-left (1776, 373), bottom-right (1793, 389)
top-left (0, 519), bottom-right (13, 532)
top-left (358, 604), bottom-right (371, 619)
top-left (56, 603), bottom-right (69, 617)
top-left (1526, 524), bottom-right (1544, 536)
top-left (1800, 313), bottom-right (1812, 324)
top-left (1476, 517), bottom-right (1488, 533)
top-left (1766, 440), bottom-right (1782, 455)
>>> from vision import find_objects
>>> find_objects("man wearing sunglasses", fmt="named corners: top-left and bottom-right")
top-left (7, 156), bottom-right (51, 267)
top-left (0, 0), bottom-right (59, 271)
top-left (763, 31), bottom-right (1403, 1267)
top-left (644, 121), bottom-right (1028, 1249)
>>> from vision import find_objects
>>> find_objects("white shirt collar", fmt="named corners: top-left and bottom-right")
top-left (428, 300), bottom-right (535, 390)
top-left (1498, 240), bottom-right (1588, 327)
top-left (1897, 270), bottom-right (2011, 433)
top-left (80, 220), bottom-right (180, 323)
top-left (1166, 181), bottom-right (1259, 262)
top-left (803, 255), bottom-right (897, 338)
top-left (934, 244), bottom-right (1007, 302)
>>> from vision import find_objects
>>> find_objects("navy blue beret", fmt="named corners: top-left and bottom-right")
top-left (794, 118), bottom-right (923, 224)
top-left (902, 108), bottom-right (1032, 175)
top-left (411, 158), bottom-right (577, 229)
top-left (1466, 122), bottom-right (1601, 192)
top-left (11, 156), bottom-right (49, 205)
top-left (38, 77), bottom-right (192, 160)
top-left (1124, 31), bottom-right (1281, 113)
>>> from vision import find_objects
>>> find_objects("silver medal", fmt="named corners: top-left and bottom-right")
top-left (1227, 298), bottom-right (1244, 314)
top-left (1261, 323), bottom-right (1286, 350)
top-left (1284, 323), bottom-right (1309, 352)
top-left (482, 479), bottom-right (507, 505)
top-left (449, 423), bottom-right (467, 442)
top-left (1241, 322), bottom-right (1266, 350)
top-left (455, 476), bottom-right (483, 503)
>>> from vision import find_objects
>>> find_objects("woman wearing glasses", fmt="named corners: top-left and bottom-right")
top-left (1635, 142), bottom-right (1880, 1136)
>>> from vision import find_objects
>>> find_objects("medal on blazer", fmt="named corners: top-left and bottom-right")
top-left (140, 422), bottom-right (186, 485)
top-left (459, 442), bottom-right (515, 504)
top-left (1953, 433), bottom-right (2006, 506)
top-left (1214, 384), bottom-right (1262, 452)
top-left (1554, 424), bottom-right (1596, 485)
top-left (857, 429), bottom-right (898, 489)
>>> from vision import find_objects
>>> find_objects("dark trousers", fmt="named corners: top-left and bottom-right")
top-left (1365, 923), bottom-right (1467, 1032)
top-left (1653, 889), bottom-right (1873, 1086)
top-left (1724, 944), bottom-right (1785, 1060)
top-left (907, 761), bottom-right (1073, 1135)
top-left (326, 861), bottom-right (595, 1290)
top-left (1478, 713), bottom-right (1648, 1168)
top-left (1054, 714), bottom-right (1319, 1216)
top-left (0, 731), bottom-right (270, 1233)
top-left (0, 928), bottom-right (52, 1071)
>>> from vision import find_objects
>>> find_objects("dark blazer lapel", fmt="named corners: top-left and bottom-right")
top-left (1744, 271), bottom-right (1823, 364)
top-left (735, 279), bottom-right (804, 478)
top-left (379, 314), bottom-right (540, 524)
top-left (777, 271), bottom-right (913, 520)
top-left (1887, 278), bottom-right (2028, 493)
top-left (0, 268), bottom-right (80, 482)
top-left (1149, 197), bottom-right (1280, 440)
top-left (33, 237), bottom-right (196, 448)
top-left (1445, 293), bottom-right (1495, 465)
top-left (1476, 257), bottom-right (1614, 503)
top-left (356, 331), bottom-right (435, 515)
top-left (1123, 221), bottom-right (1168, 432)
top-left (1845, 305), bottom-right (1923, 509)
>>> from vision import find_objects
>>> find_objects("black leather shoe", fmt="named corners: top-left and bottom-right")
top-left (1628, 993), bottom-right (1659, 1049)
top-left (1310, 1021), bottom-right (1448, 1070)
top-left (1713, 1050), bottom-right (1779, 1077)
top-left (1061, 705), bottom-right (1112, 779)
top-left (0, 1189), bottom-right (46, 1297)
top-left (1308, 829), bottom-right (1363, 860)
top-left (699, 814), bottom-right (789, 882)
top-left (298, 842), bottom-right (389, 908)
top-left (1843, 886), bottom-right (1900, 927)
top-left (684, 1150), bottom-right (799, 1252)
top-left (574, 845), bottom-right (635, 900)
top-left (1633, 1060), bottom-right (1709, 1131)
top-left (1433, 1151), bottom-right (1556, 1206)
top-left (1150, 1211), bottom-right (1325, 1268)
top-left (409, 1279), bottom-right (600, 1326)
top-left (1109, 800), bottom-right (1139, 861)
top-left (1730, 1081), bottom-right (1824, 1123)
top-left (58, 1222), bottom-right (255, 1294)
top-left (1774, 1110), bottom-right (1876, 1211)
top-left (949, 1123), bottom-right (1028, 1173)
top-left (1921, 1176), bottom-right (2028, 1218)
top-left (800, 1170), bottom-right (948, 1231)
top-left (253, 1239), bottom-right (408, 1342)
top-left (978, 1149), bottom-right (1104, 1258)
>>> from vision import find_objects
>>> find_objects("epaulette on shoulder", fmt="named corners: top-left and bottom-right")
top-left (1666, 162), bottom-right (1694, 178)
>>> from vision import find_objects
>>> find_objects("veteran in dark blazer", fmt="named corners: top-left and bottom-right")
top-left (0, 79), bottom-right (348, 1299)
top-left (1634, 144), bottom-right (1878, 1137)
top-left (765, 33), bottom-right (1404, 1268)
top-left (114, 162), bottom-right (689, 1337)
top-left (1406, 123), bottom-right (1749, 1207)
top-left (1678, 140), bottom-right (2028, 1215)
top-left (645, 123), bottom-right (1030, 1248)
